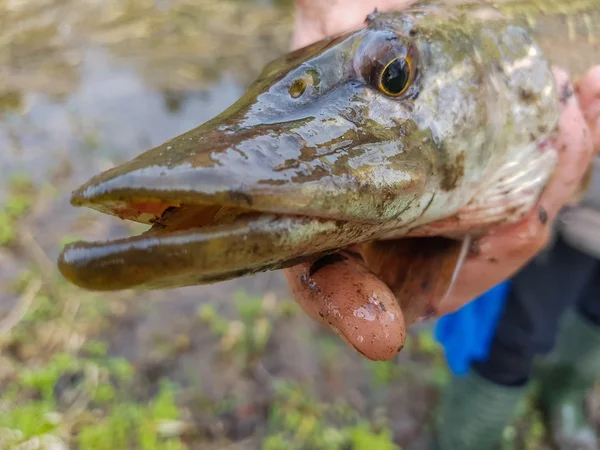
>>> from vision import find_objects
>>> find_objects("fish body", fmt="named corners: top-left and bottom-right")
top-left (58, 0), bottom-right (600, 291)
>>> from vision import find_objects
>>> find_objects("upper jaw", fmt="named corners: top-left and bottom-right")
top-left (69, 93), bottom-right (425, 227)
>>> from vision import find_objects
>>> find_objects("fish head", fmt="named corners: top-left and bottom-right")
top-left (58, 8), bottom-right (522, 290)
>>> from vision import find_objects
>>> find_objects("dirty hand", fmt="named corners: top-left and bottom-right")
top-left (284, 0), bottom-right (600, 361)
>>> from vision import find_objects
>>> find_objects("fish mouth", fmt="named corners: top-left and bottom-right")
top-left (58, 193), bottom-right (381, 292)
top-left (57, 111), bottom-right (425, 292)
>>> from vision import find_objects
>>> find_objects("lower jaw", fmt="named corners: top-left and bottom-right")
top-left (57, 212), bottom-right (386, 291)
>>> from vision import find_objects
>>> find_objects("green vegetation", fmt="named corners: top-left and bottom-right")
top-left (0, 263), bottom-right (188, 450)
top-left (0, 348), bottom-right (185, 449)
top-left (264, 381), bottom-right (400, 450)
top-left (77, 381), bottom-right (183, 450)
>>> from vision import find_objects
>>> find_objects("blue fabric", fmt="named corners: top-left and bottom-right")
top-left (434, 281), bottom-right (511, 376)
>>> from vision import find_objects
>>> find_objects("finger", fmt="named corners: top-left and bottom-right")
top-left (576, 65), bottom-right (600, 151)
top-left (540, 67), bottom-right (594, 220)
top-left (284, 252), bottom-right (406, 361)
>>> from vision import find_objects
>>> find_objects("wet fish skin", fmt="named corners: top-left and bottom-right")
top-left (57, 0), bottom-right (600, 291)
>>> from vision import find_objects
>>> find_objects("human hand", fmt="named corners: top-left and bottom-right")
top-left (285, 0), bottom-right (600, 361)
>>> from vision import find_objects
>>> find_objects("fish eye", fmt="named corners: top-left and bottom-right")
top-left (379, 56), bottom-right (413, 97)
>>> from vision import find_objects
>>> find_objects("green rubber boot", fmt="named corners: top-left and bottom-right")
top-left (536, 311), bottom-right (600, 450)
top-left (435, 370), bottom-right (526, 450)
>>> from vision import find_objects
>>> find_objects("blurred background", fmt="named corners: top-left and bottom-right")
top-left (0, 0), bottom-right (583, 449)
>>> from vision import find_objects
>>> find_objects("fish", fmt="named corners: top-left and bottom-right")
top-left (58, 0), bottom-right (600, 293)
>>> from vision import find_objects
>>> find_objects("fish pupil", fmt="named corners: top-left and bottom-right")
top-left (381, 58), bottom-right (410, 95)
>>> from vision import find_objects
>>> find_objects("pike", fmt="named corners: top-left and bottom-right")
top-left (58, 0), bottom-right (600, 292)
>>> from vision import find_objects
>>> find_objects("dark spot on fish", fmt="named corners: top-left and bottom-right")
top-left (397, 345), bottom-right (404, 353)
top-left (518, 87), bottom-right (537, 104)
top-left (440, 152), bottom-right (465, 191)
top-left (519, 87), bottom-right (538, 104)
top-left (488, 257), bottom-right (499, 263)
top-left (559, 81), bottom-right (574, 104)
top-left (380, 303), bottom-right (387, 312)
top-left (318, 312), bottom-right (324, 318)
top-left (228, 190), bottom-right (253, 206)
top-left (309, 253), bottom-right (347, 276)
top-left (409, 28), bottom-right (417, 37)
top-left (538, 206), bottom-right (548, 225)
top-left (538, 124), bottom-right (548, 134)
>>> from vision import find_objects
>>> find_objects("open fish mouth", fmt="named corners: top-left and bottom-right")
top-left (57, 193), bottom-right (384, 291)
